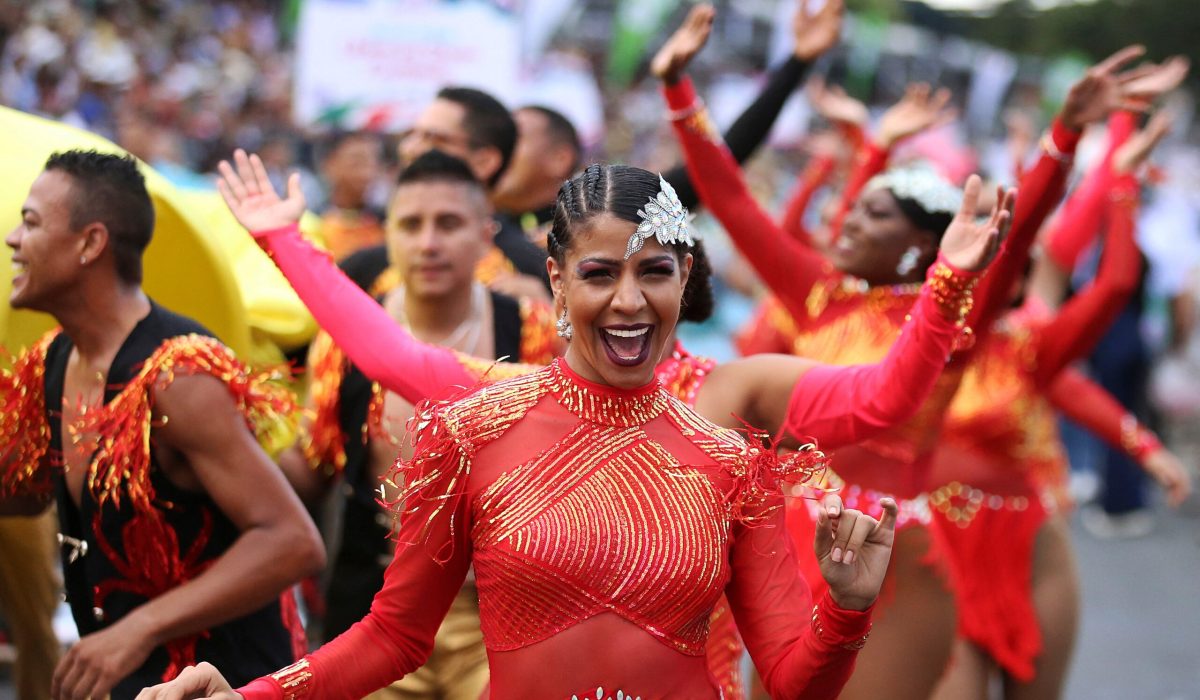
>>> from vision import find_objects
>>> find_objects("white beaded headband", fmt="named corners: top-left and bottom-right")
top-left (625, 175), bottom-right (695, 259)
top-left (866, 166), bottom-right (962, 217)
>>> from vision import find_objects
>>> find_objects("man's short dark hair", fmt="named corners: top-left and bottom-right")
top-left (520, 105), bottom-right (582, 171)
top-left (396, 149), bottom-right (483, 191)
top-left (436, 86), bottom-right (516, 188)
top-left (318, 130), bottom-right (381, 164)
top-left (44, 150), bottom-right (153, 285)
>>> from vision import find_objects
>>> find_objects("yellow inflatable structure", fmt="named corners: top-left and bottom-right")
top-left (0, 106), bottom-right (317, 363)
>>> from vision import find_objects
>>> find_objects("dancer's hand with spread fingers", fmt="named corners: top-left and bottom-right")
top-left (807, 77), bottom-right (869, 130)
top-left (876, 82), bottom-right (956, 149)
top-left (815, 495), bottom-right (899, 611)
top-left (939, 174), bottom-right (1017, 273)
top-left (216, 149), bottom-right (306, 233)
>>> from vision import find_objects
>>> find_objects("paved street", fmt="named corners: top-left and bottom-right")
top-left (1065, 499), bottom-right (1200, 700)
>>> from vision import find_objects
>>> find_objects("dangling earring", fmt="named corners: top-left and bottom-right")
top-left (896, 246), bottom-right (921, 276)
top-left (556, 309), bottom-right (573, 341)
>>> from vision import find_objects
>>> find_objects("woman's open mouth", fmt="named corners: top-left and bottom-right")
top-left (600, 323), bottom-right (654, 367)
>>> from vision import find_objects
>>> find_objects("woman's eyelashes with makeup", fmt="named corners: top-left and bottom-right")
top-left (575, 257), bottom-right (677, 283)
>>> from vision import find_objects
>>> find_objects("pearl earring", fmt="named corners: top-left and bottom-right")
top-left (896, 246), bottom-right (921, 276)
top-left (80, 256), bottom-right (87, 265)
top-left (556, 310), bottom-right (573, 341)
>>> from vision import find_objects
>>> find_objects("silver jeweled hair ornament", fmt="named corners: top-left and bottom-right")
top-left (866, 166), bottom-right (962, 217)
top-left (625, 175), bottom-right (695, 259)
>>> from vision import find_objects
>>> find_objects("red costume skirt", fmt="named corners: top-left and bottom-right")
top-left (927, 480), bottom-right (1051, 682)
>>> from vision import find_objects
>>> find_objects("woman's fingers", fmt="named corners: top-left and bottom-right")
top-left (839, 509), bottom-right (877, 565)
top-left (216, 160), bottom-right (248, 202)
top-left (233, 149), bottom-right (261, 196)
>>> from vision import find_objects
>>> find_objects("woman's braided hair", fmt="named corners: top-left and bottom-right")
top-left (548, 163), bottom-right (715, 323)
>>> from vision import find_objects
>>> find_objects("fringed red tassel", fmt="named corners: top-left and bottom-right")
top-left (303, 332), bottom-right (349, 473)
top-left (727, 422), bottom-right (828, 526)
top-left (71, 334), bottom-right (298, 512)
top-left (378, 398), bottom-right (475, 565)
top-left (0, 331), bottom-right (58, 498)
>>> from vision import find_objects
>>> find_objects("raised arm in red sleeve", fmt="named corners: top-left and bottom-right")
top-left (967, 120), bottom-right (1082, 337)
top-left (253, 224), bottom-right (473, 401)
top-left (782, 257), bottom-right (977, 447)
top-left (827, 139), bottom-right (889, 242)
top-left (728, 500), bottom-right (871, 698)
top-left (238, 415), bottom-right (474, 700)
top-left (781, 153), bottom-right (837, 248)
top-left (1043, 111), bottom-right (1137, 271)
top-left (1030, 174), bottom-right (1142, 386)
top-left (1047, 368), bottom-right (1162, 462)
top-left (663, 76), bottom-right (833, 321)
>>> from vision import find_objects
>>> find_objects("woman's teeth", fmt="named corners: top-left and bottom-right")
top-left (602, 327), bottom-right (651, 361)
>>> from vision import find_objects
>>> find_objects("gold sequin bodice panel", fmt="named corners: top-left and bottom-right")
top-left (432, 361), bottom-right (757, 656)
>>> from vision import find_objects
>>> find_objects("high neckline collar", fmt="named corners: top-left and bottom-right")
top-left (547, 358), bottom-right (668, 427)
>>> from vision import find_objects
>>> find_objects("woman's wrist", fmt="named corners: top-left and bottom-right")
top-left (923, 255), bottom-right (981, 325)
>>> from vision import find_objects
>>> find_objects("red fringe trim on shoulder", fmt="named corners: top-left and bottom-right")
top-left (0, 331), bottom-right (60, 498)
top-left (71, 334), bottom-right (297, 512)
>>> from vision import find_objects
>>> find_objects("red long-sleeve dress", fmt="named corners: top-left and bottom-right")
top-left (927, 173), bottom-right (1144, 680)
top-left (239, 354), bottom-right (875, 700)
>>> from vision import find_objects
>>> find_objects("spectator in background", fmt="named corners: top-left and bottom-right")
top-left (492, 104), bottom-right (583, 244)
top-left (316, 131), bottom-right (387, 261)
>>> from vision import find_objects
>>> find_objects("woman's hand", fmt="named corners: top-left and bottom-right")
top-left (135, 662), bottom-right (241, 700)
top-left (650, 4), bottom-right (715, 85)
top-left (793, 0), bottom-right (845, 62)
top-left (807, 77), bottom-right (868, 129)
top-left (1142, 448), bottom-right (1193, 508)
top-left (216, 149), bottom-right (307, 233)
top-left (875, 82), bottom-right (955, 149)
top-left (938, 174), bottom-right (1016, 273)
top-left (814, 495), bottom-right (898, 611)
top-left (1112, 110), bottom-right (1175, 176)
top-left (1056, 46), bottom-right (1185, 131)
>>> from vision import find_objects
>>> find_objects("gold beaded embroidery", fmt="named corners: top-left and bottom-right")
top-left (925, 260), bottom-right (978, 325)
top-left (270, 658), bottom-right (313, 700)
top-left (386, 359), bottom-right (821, 656)
top-left (811, 605), bottom-right (871, 650)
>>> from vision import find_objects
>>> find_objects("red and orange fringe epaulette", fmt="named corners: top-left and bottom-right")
top-left (0, 331), bottom-right (57, 498)
top-left (70, 333), bottom-right (297, 513)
